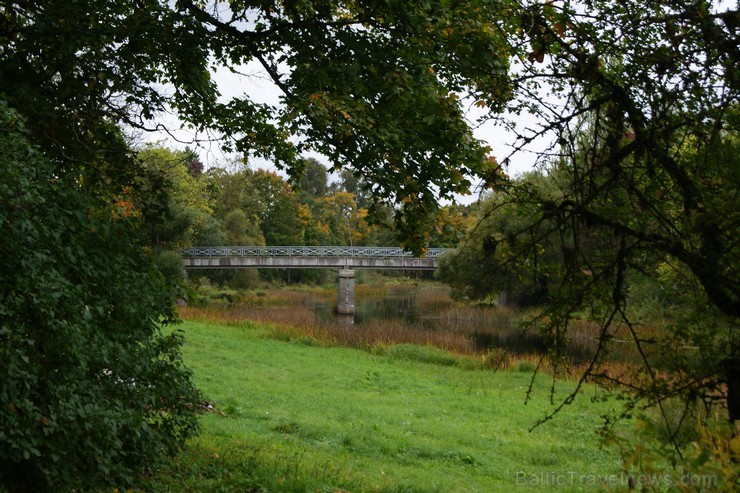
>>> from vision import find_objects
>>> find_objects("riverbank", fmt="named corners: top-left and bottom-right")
top-left (137, 319), bottom-right (621, 492)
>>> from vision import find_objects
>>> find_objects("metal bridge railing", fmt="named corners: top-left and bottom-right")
top-left (179, 246), bottom-right (450, 259)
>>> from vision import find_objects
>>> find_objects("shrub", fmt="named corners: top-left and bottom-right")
top-left (386, 344), bottom-right (459, 366)
top-left (229, 270), bottom-right (261, 290)
top-left (483, 348), bottom-right (511, 371)
top-left (294, 336), bottom-right (324, 347)
top-left (514, 360), bottom-right (537, 373)
top-left (154, 250), bottom-right (187, 283)
top-left (0, 103), bottom-right (200, 492)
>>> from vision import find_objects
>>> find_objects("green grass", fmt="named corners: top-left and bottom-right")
top-left (139, 320), bottom-right (622, 492)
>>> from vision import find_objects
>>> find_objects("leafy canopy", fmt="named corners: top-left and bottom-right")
top-left (1, 0), bottom-right (516, 251)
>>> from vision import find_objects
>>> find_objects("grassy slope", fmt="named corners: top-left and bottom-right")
top-left (141, 320), bottom-right (622, 492)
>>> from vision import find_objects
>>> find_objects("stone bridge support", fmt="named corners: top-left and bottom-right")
top-left (337, 269), bottom-right (356, 315)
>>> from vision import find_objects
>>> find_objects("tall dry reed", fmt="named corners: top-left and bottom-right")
top-left (179, 283), bottom-right (665, 383)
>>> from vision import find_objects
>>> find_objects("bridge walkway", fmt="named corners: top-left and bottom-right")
top-left (180, 246), bottom-right (448, 271)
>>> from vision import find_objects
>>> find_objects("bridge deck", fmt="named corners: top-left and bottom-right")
top-left (180, 246), bottom-right (448, 270)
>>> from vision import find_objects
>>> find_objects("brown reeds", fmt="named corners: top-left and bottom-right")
top-left (178, 284), bottom-right (665, 384)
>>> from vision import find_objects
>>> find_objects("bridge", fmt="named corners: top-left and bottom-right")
top-left (180, 246), bottom-right (448, 270)
top-left (180, 246), bottom-right (450, 315)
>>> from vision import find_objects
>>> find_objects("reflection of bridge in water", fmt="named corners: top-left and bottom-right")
top-left (180, 246), bottom-right (451, 315)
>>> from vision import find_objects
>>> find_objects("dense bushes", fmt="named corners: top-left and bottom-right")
top-left (0, 103), bottom-right (201, 491)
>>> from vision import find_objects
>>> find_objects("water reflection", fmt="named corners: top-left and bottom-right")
top-left (307, 285), bottom-right (419, 325)
top-left (335, 313), bottom-right (355, 327)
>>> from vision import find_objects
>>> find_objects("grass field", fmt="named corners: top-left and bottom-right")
top-left (139, 320), bottom-right (624, 492)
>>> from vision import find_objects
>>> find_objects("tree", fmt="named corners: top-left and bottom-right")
top-left (438, 172), bottom-right (567, 305)
top-left (1, 0), bottom-right (511, 252)
top-left (0, 2), bottom-right (213, 487)
top-left (262, 192), bottom-right (307, 246)
top-left (0, 104), bottom-right (200, 491)
top-left (444, 0), bottom-right (739, 459)
top-left (334, 168), bottom-right (372, 208)
top-left (316, 191), bottom-right (375, 246)
top-left (221, 209), bottom-right (264, 288)
top-left (133, 146), bottom-right (231, 263)
top-left (297, 157), bottom-right (329, 201)
top-left (135, 145), bottom-right (216, 249)
top-left (222, 209), bottom-right (264, 246)
top-left (8, 0), bottom-right (509, 251)
top-left (296, 157), bottom-right (333, 244)
top-left (0, 1), bottom-right (474, 490)
top-left (426, 204), bottom-right (477, 249)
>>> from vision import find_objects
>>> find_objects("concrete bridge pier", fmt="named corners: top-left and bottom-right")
top-left (337, 269), bottom-right (356, 315)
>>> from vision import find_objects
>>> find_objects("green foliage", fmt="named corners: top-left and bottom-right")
top-left (189, 210), bottom-right (227, 246)
top-left (296, 157), bottom-right (329, 200)
top-left (270, 0), bottom-right (511, 249)
top-left (222, 209), bottom-right (263, 246)
top-left (2, 0), bottom-right (517, 251)
top-left (438, 172), bottom-right (566, 306)
top-left (154, 250), bottom-right (187, 284)
top-left (0, 103), bottom-right (200, 491)
top-left (135, 145), bottom-right (217, 250)
top-left (227, 270), bottom-right (261, 291)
